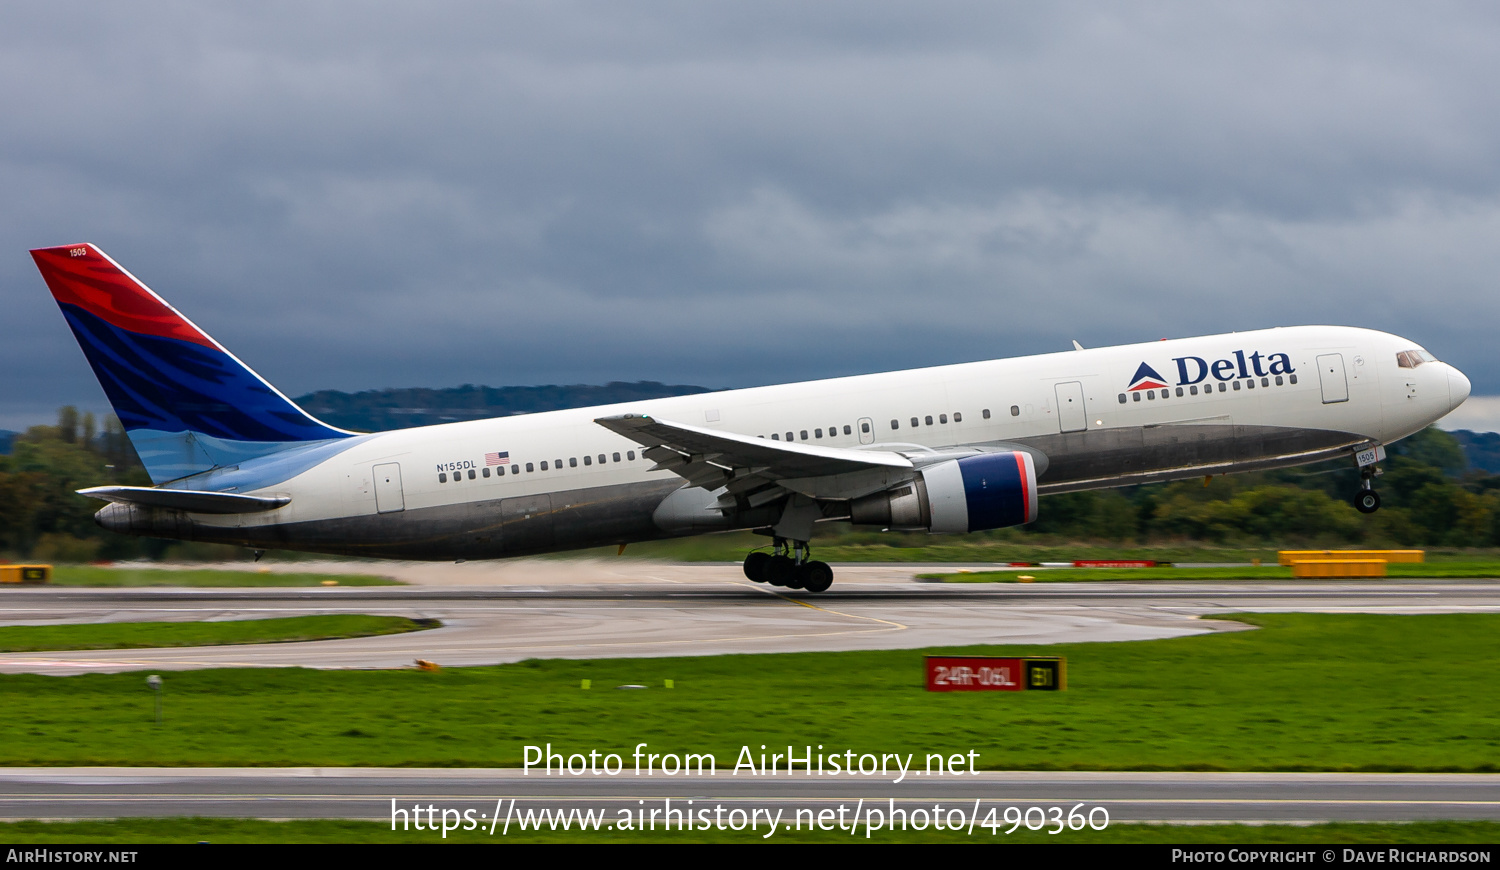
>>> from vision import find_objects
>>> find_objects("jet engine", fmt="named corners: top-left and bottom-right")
top-left (849, 451), bottom-right (1038, 533)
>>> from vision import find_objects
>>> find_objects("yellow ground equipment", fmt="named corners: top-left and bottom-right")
top-left (0, 565), bottom-right (51, 584)
top-left (1278, 549), bottom-right (1422, 566)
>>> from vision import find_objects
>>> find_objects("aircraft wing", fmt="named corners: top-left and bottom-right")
top-left (78, 486), bottom-right (290, 514)
top-left (595, 413), bottom-right (913, 503)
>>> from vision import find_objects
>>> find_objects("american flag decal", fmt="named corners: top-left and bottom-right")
top-left (485, 451), bottom-right (510, 466)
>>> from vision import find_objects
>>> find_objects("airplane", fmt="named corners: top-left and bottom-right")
top-left (31, 243), bottom-right (1471, 593)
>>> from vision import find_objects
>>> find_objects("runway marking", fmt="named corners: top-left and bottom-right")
top-left (734, 582), bottom-right (909, 633)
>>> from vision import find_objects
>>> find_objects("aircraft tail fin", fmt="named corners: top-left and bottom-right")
top-left (31, 244), bottom-right (352, 484)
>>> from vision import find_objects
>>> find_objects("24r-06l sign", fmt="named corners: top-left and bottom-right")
top-left (925, 656), bottom-right (1066, 692)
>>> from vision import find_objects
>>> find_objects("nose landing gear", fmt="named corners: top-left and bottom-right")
top-left (1353, 447), bottom-right (1383, 514)
top-left (743, 537), bottom-right (834, 593)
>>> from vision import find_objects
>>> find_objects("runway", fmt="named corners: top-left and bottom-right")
top-left (1, 768), bottom-right (1495, 824)
top-left (1, 563), bottom-right (1497, 674)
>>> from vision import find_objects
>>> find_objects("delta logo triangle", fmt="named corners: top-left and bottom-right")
top-left (1127, 362), bottom-right (1169, 391)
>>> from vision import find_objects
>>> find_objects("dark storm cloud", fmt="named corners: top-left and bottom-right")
top-left (4, 2), bottom-right (1500, 429)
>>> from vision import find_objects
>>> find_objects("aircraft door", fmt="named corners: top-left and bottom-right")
top-left (373, 463), bottom-right (405, 514)
top-left (1054, 382), bottom-right (1088, 433)
top-left (857, 417), bottom-right (875, 445)
top-left (1316, 354), bottom-right (1349, 404)
top-left (501, 494), bottom-right (555, 552)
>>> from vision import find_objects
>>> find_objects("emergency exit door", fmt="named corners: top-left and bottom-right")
top-left (373, 463), bottom-right (405, 513)
top-left (1054, 382), bottom-right (1088, 433)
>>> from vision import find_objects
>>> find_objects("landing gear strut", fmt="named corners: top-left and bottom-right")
top-left (743, 537), bottom-right (834, 593)
top-left (1353, 453), bottom-right (1382, 514)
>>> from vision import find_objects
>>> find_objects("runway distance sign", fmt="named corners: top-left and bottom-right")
top-left (925, 656), bottom-right (1066, 692)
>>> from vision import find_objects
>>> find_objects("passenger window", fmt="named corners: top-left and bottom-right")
top-left (1275, 376), bottom-right (1283, 386)
top-left (1010, 405), bottom-right (1019, 416)
top-left (891, 419), bottom-right (900, 429)
top-left (953, 412), bottom-right (961, 423)
top-left (939, 414), bottom-right (948, 424)
top-left (526, 462), bottom-right (534, 472)
top-left (628, 450), bottom-right (636, 460)
top-left (1147, 391), bottom-right (1155, 400)
top-left (911, 417), bottom-right (919, 427)
top-left (1233, 381), bottom-right (1241, 391)
top-left (512, 465), bottom-right (520, 475)
top-left (1118, 393), bottom-right (1126, 404)
top-left (862, 422), bottom-right (871, 433)
top-left (1289, 374), bottom-right (1298, 385)
top-left (569, 458), bottom-right (577, 467)
top-left (540, 461), bottom-right (548, 470)
top-left (1261, 377), bottom-right (1269, 387)
top-left (844, 424), bottom-right (853, 435)
top-left (1190, 385), bottom-right (1199, 395)
top-left (1246, 379), bottom-right (1254, 389)
top-left (771, 433), bottom-right (779, 440)
top-left (1175, 387), bottom-right (1183, 397)
top-left (599, 454), bottom-right (606, 464)
top-left (583, 455), bottom-right (592, 466)
top-left (786, 432), bottom-right (794, 441)
top-left (467, 469), bottom-right (475, 480)
top-left (800, 430), bottom-right (808, 440)
top-left (1132, 392), bottom-right (1141, 402)
top-left (1219, 382), bottom-right (1227, 392)
top-left (482, 467), bottom-right (491, 478)
top-left (613, 452), bottom-right (621, 462)
top-left (982, 409), bottom-right (991, 419)
top-left (923, 415), bottom-right (932, 426)
top-left (815, 428), bottom-right (823, 438)
top-left (438, 472), bottom-right (447, 483)
top-left (1160, 389), bottom-right (1168, 399)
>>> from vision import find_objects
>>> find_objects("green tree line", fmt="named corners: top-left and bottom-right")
top-left (3, 407), bottom-right (1499, 561)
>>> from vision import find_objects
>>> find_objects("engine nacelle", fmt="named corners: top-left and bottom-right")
top-left (849, 451), bottom-right (1038, 533)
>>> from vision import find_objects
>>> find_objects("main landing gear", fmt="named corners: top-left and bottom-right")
top-left (743, 538), bottom-right (834, 593)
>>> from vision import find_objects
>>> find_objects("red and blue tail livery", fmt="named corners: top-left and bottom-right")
top-left (31, 244), bottom-right (351, 483)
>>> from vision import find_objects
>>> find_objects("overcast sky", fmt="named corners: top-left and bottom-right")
top-left (4, 2), bottom-right (1500, 431)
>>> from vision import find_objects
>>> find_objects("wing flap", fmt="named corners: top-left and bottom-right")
top-left (595, 414), bottom-right (912, 499)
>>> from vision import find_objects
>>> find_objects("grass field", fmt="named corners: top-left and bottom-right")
top-left (927, 563), bottom-right (1500, 582)
top-left (44, 567), bottom-right (399, 587)
top-left (2, 817), bottom-right (1495, 845)
top-left (1, 613), bottom-right (1496, 770)
top-left (0, 616), bottom-right (437, 653)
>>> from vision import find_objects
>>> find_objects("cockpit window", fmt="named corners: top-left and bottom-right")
top-left (1397, 349), bottom-right (1437, 369)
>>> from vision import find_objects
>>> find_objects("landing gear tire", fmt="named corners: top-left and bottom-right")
top-left (765, 555), bottom-right (797, 587)
top-left (797, 560), bottom-right (834, 593)
top-left (743, 551), bottom-right (771, 582)
top-left (1354, 490), bottom-right (1381, 514)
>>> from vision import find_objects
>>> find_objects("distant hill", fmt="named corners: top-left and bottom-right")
top-left (1449, 429), bottom-right (1500, 475)
top-left (292, 381), bottom-right (717, 432)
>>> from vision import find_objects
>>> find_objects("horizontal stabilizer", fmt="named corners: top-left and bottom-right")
top-left (77, 486), bottom-right (290, 514)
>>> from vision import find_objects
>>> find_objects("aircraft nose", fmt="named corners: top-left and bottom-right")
top-left (1448, 365), bottom-right (1472, 412)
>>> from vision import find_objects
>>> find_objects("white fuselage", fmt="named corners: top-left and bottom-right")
top-left (139, 325), bottom-right (1465, 559)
